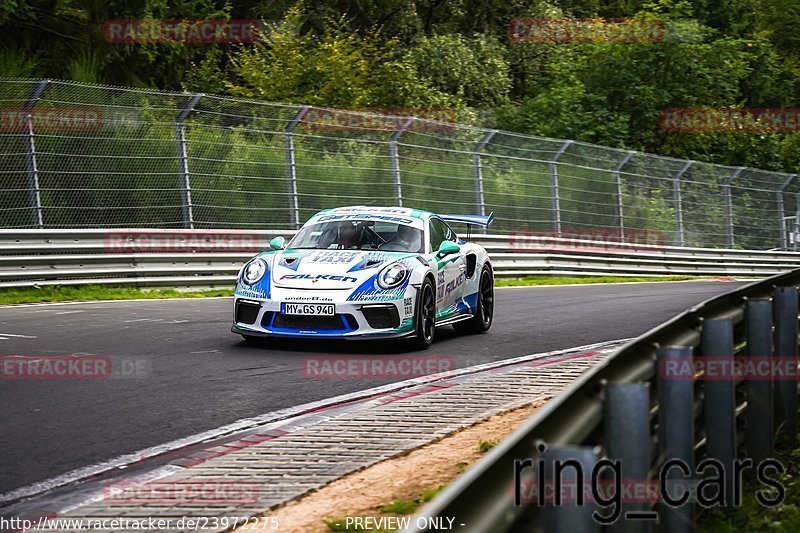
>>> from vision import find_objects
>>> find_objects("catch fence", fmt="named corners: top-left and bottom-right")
top-left (1, 78), bottom-right (798, 250)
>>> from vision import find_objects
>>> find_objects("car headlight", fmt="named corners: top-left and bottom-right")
top-left (242, 258), bottom-right (267, 285)
top-left (377, 262), bottom-right (408, 289)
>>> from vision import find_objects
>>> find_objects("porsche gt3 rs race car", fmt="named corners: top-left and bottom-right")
top-left (230, 206), bottom-right (495, 349)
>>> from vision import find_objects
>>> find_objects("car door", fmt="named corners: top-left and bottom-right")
top-left (429, 217), bottom-right (466, 318)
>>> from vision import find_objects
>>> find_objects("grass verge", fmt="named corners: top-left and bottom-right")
top-left (0, 285), bottom-right (234, 305)
top-left (698, 441), bottom-right (800, 532)
top-left (495, 275), bottom-right (706, 287)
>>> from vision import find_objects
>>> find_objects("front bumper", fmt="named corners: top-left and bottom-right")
top-left (231, 287), bottom-right (417, 340)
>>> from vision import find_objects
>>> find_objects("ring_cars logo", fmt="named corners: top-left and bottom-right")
top-left (280, 274), bottom-right (358, 282)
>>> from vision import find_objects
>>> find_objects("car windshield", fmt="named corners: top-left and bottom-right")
top-left (287, 219), bottom-right (424, 253)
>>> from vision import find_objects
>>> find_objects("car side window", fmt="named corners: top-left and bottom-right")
top-left (429, 218), bottom-right (449, 251)
top-left (445, 224), bottom-right (458, 243)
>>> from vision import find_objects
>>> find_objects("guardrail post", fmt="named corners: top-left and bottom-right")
top-left (701, 318), bottom-right (737, 508)
top-left (285, 106), bottom-right (309, 230)
top-left (745, 298), bottom-right (774, 463)
top-left (723, 167), bottom-right (745, 249)
top-left (550, 141), bottom-right (572, 236)
top-left (605, 382), bottom-right (651, 533)
top-left (389, 117), bottom-right (414, 207)
top-left (657, 346), bottom-right (694, 532)
top-left (672, 161), bottom-right (692, 247)
top-left (472, 130), bottom-right (497, 225)
top-left (613, 151), bottom-right (635, 243)
top-left (175, 93), bottom-right (203, 229)
top-left (778, 174), bottom-right (797, 250)
top-left (773, 286), bottom-right (798, 445)
top-left (23, 79), bottom-right (50, 228)
top-left (541, 446), bottom-right (599, 533)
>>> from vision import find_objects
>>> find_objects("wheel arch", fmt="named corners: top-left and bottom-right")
top-left (482, 259), bottom-right (494, 277)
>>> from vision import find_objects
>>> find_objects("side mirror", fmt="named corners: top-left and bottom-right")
top-left (437, 240), bottom-right (460, 257)
top-left (269, 236), bottom-right (286, 250)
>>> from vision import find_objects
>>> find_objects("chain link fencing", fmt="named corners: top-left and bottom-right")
top-left (1, 78), bottom-right (798, 250)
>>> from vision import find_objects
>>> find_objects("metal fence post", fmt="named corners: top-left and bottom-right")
top-left (285, 106), bottom-right (309, 230)
top-left (724, 167), bottom-right (745, 249)
top-left (745, 298), bottom-right (774, 463)
top-left (23, 79), bottom-right (50, 228)
top-left (605, 382), bottom-right (651, 533)
top-left (672, 161), bottom-right (692, 247)
top-left (613, 151), bottom-right (635, 242)
top-left (541, 446), bottom-right (599, 533)
top-left (550, 141), bottom-right (573, 236)
top-left (777, 174), bottom-right (797, 250)
top-left (657, 346), bottom-right (694, 533)
top-left (701, 318), bottom-right (737, 508)
top-left (795, 192), bottom-right (800, 252)
top-left (175, 93), bottom-right (203, 229)
top-left (389, 117), bottom-right (414, 207)
top-left (773, 286), bottom-right (799, 445)
top-left (472, 130), bottom-right (497, 220)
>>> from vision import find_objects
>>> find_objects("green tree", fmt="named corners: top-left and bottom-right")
top-left (404, 34), bottom-right (512, 108)
top-left (224, 5), bottom-right (455, 109)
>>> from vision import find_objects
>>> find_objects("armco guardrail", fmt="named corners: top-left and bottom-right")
top-left (406, 269), bottom-right (800, 532)
top-left (3, 229), bottom-right (800, 288)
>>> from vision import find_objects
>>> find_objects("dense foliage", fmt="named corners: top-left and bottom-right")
top-left (2, 0), bottom-right (799, 170)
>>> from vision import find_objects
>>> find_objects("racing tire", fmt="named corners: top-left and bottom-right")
top-left (409, 278), bottom-right (436, 350)
top-left (453, 265), bottom-right (493, 335)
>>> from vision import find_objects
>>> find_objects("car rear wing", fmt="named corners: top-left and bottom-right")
top-left (438, 212), bottom-right (494, 239)
top-left (439, 212), bottom-right (494, 228)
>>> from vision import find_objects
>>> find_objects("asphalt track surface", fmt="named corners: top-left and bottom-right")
top-left (0, 281), bottom-right (745, 495)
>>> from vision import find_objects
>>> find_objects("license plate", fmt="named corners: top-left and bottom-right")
top-left (282, 303), bottom-right (335, 316)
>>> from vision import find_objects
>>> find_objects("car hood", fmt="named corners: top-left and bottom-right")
top-left (270, 249), bottom-right (416, 290)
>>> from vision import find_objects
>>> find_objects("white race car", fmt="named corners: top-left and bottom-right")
top-left (231, 206), bottom-right (494, 349)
